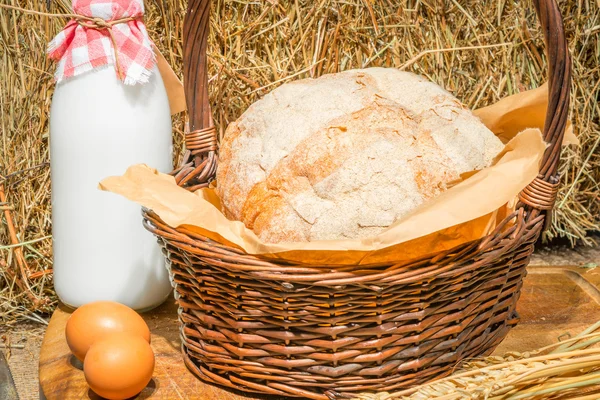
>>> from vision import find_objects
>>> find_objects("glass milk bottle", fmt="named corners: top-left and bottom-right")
top-left (48, 0), bottom-right (172, 310)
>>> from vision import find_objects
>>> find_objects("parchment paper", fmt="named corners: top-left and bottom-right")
top-left (474, 82), bottom-right (576, 145)
top-left (154, 46), bottom-right (186, 115)
top-left (99, 83), bottom-right (573, 266)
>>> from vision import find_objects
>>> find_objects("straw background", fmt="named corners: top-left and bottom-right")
top-left (0, 0), bottom-right (598, 322)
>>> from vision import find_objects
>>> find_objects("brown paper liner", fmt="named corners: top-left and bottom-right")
top-left (474, 82), bottom-right (577, 145)
top-left (99, 82), bottom-right (574, 266)
top-left (154, 45), bottom-right (186, 115)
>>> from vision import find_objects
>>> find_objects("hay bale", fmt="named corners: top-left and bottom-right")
top-left (0, 0), bottom-right (598, 322)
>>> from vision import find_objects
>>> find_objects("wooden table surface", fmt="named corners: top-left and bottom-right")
top-left (39, 265), bottom-right (600, 399)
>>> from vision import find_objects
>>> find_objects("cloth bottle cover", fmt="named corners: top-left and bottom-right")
top-left (48, 0), bottom-right (156, 85)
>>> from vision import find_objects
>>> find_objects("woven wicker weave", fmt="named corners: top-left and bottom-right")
top-left (142, 1), bottom-right (571, 398)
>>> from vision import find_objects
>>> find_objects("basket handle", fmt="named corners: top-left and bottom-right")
top-left (172, 0), bottom-right (217, 191)
top-left (517, 0), bottom-right (571, 212)
top-left (177, 0), bottom-right (571, 210)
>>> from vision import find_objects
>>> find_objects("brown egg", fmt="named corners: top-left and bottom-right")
top-left (84, 332), bottom-right (155, 400)
top-left (65, 301), bottom-right (150, 361)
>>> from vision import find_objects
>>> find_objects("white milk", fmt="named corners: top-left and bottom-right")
top-left (49, 66), bottom-right (173, 310)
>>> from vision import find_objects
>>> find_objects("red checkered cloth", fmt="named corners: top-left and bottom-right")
top-left (48, 0), bottom-right (156, 85)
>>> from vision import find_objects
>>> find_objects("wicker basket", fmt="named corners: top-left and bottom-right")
top-left (142, 1), bottom-right (571, 398)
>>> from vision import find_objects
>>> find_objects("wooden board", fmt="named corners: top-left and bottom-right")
top-left (38, 298), bottom-right (270, 400)
top-left (39, 265), bottom-right (600, 399)
top-left (493, 265), bottom-right (600, 354)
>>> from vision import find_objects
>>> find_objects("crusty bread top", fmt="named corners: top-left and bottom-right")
top-left (217, 68), bottom-right (504, 243)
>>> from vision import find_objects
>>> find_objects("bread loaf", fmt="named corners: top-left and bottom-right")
top-left (217, 68), bottom-right (504, 243)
